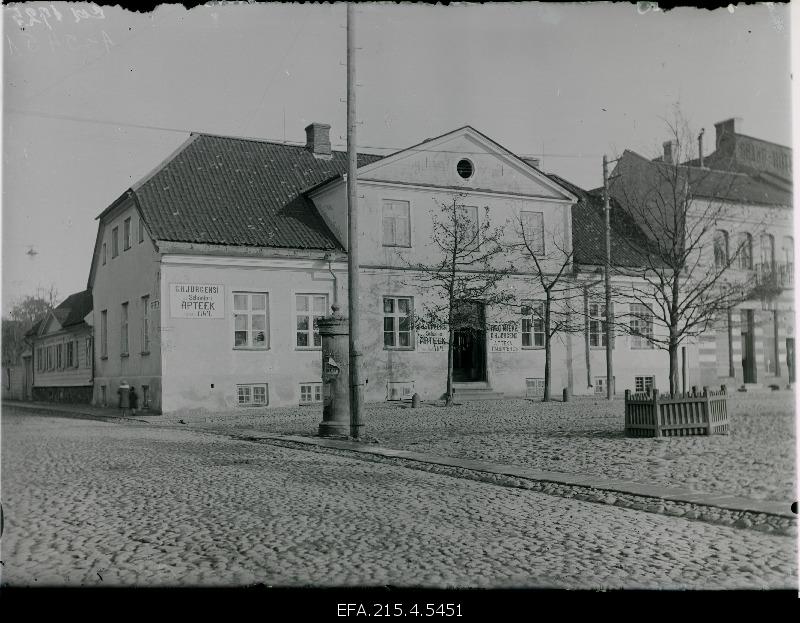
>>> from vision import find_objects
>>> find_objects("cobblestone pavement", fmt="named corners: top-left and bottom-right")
top-left (1, 407), bottom-right (796, 588)
top-left (153, 392), bottom-right (797, 503)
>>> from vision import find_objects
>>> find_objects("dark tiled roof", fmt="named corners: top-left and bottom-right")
top-left (640, 150), bottom-right (791, 207)
top-left (25, 289), bottom-right (92, 337)
top-left (131, 134), bottom-right (383, 250)
top-left (542, 173), bottom-right (653, 268)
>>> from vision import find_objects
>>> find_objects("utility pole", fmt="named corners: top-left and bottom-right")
top-left (346, 3), bottom-right (364, 438)
top-left (603, 155), bottom-right (614, 400)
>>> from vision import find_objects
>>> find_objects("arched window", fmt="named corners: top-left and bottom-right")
top-left (782, 236), bottom-right (794, 267)
top-left (737, 232), bottom-right (753, 270)
top-left (760, 233), bottom-right (775, 271)
top-left (713, 230), bottom-right (729, 269)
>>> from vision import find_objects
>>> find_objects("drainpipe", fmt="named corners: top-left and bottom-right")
top-left (324, 253), bottom-right (339, 306)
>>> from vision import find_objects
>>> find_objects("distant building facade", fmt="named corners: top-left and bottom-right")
top-left (26, 290), bottom-right (94, 403)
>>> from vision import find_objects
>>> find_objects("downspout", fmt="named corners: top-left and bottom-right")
top-left (324, 253), bottom-right (339, 306)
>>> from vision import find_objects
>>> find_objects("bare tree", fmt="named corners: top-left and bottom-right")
top-left (2, 285), bottom-right (60, 366)
top-left (508, 216), bottom-right (583, 401)
top-left (608, 113), bottom-right (763, 394)
top-left (402, 193), bottom-right (511, 406)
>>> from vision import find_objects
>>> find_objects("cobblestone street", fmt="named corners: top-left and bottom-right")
top-left (1, 407), bottom-right (796, 589)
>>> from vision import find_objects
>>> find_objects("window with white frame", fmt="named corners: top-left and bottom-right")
top-left (237, 383), bottom-right (268, 406)
top-left (521, 211), bottom-right (545, 256)
top-left (299, 382), bottom-right (323, 405)
top-left (521, 301), bottom-right (545, 348)
top-left (456, 205), bottom-right (479, 241)
top-left (112, 227), bottom-right (119, 258)
top-left (234, 293), bottom-right (268, 348)
top-left (635, 375), bottom-right (655, 393)
top-left (124, 217), bottom-right (131, 250)
top-left (382, 200), bottom-right (411, 247)
top-left (296, 294), bottom-right (327, 348)
top-left (760, 233), bottom-right (775, 270)
top-left (589, 302), bottom-right (607, 348)
top-left (525, 378), bottom-right (545, 398)
top-left (121, 302), bottom-right (129, 356)
top-left (47, 345), bottom-right (53, 370)
top-left (594, 377), bottom-right (606, 395)
top-left (630, 303), bottom-right (654, 349)
top-left (141, 295), bottom-right (150, 353)
top-left (383, 296), bottom-right (413, 348)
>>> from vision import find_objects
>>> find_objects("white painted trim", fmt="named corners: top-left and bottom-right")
top-left (357, 178), bottom-right (574, 204)
top-left (160, 255), bottom-right (348, 271)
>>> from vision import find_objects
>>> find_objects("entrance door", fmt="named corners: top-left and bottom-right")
top-left (787, 338), bottom-right (795, 383)
top-left (452, 300), bottom-right (486, 382)
top-left (741, 310), bottom-right (756, 383)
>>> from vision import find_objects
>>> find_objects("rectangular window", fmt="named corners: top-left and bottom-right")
top-left (121, 302), bottom-right (129, 356)
top-left (85, 337), bottom-right (92, 368)
top-left (124, 217), bottom-right (131, 250)
top-left (112, 227), bottom-right (119, 258)
top-left (36, 347), bottom-right (43, 371)
top-left (456, 205), bottom-right (479, 241)
top-left (630, 303), bottom-right (654, 349)
top-left (138, 218), bottom-right (145, 244)
top-left (521, 301), bottom-right (545, 348)
top-left (383, 296), bottom-right (413, 349)
top-left (382, 200), bottom-right (411, 247)
top-left (101, 385), bottom-right (107, 406)
top-left (589, 303), bottom-right (607, 348)
top-left (233, 292), bottom-right (268, 349)
top-left (141, 385), bottom-right (150, 408)
top-left (45, 345), bottom-right (51, 370)
top-left (101, 310), bottom-right (108, 358)
top-left (299, 382), bottom-right (323, 405)
top-left (635, 375), bottom-right (655, 393)
top-left (296, 294), bottom-right (327, 348)
top-left (66, 341), bottom-right (74, 368)
top-left (521, 211), bottom-right (545, 256)
top-left (525, 378), bottom-right (545, 398)
top-left (56, 343), bottom-right (63, 369)
top-left (237, 383), bottom-right (268, 406)
top-left (141, 295), bottom-right (150, 353)
top-left (102, 242), bottom-right (107, 265)
top-left (594, 377), bottom-right (606, 395)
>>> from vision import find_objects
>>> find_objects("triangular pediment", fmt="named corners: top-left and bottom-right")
top-left (41, 312), bottom-right (63, 336)
top-left (357, 127), bottom-right (576, 202)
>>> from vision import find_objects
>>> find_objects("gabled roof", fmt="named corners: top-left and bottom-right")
top-left (543, 173), bottom-right (655, 269)
top-left (120, 134), bottom-right (383, 250)
top-left (25, 289), bottom-right (93, 338)
top-left (634, 150), bottom-right (791, 207)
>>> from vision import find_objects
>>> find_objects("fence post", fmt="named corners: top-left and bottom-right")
top-left (652, 386), bottom-right (660, 437)
top-left (703, 385), bottom-right (712, 436)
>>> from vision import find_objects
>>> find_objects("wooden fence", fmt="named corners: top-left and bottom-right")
top-left (624, 386), bottom-right (730, 438)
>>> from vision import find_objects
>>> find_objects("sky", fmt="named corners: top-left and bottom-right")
top-left (1, 2), bottom-right (794, 315)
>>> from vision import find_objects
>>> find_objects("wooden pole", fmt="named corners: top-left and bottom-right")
top-left (603, 155), bottom-right (614, 400)
top-left (347, 3), bottom-right (364, 439)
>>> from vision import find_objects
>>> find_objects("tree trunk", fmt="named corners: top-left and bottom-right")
top-left (668, 331), bottom-right (679, 397)
top-left (445, 326), bottom-right (455, 406)
top-left (543, 294), bottom-right (552, 402)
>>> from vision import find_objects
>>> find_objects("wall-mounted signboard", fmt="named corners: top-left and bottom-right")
top-left (170, 284), bottom-right (225, 319)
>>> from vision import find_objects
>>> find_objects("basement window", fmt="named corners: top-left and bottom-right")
top-left (237, 383), bottom-right (268, 406)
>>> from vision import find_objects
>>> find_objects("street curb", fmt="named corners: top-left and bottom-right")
top-left (2, 401), bottom-right (150, 424)
top-left (230, 431), bottom-right (797, 537)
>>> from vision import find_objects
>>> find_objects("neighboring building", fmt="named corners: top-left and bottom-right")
top-left (26, 289), bottom-right (94, 402)
top-left (609, 118), bottom-right (794, 388)
top-left (89, 122), bottom-right (678, 413)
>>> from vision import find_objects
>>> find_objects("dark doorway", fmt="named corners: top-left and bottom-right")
top-left (452, 300), bottom-right (486, 382)
top-left (786, 338), bottom-right (795, 383)
top-left (741, 310), bottom-right (756, 383)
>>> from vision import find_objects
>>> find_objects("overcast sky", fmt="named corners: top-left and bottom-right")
top-left (1, 2), bottom-right (794, 314)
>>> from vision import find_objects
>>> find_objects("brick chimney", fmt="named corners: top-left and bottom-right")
top-left (662, 140), bottom-right (677, 164)
top-left (305, 122), bottom-right (332, 157)
top-left (714, 117), bottom-right (742, 151)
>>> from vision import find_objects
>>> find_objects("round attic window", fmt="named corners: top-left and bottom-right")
top-left (456, 159), bottom-right (474, 179)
